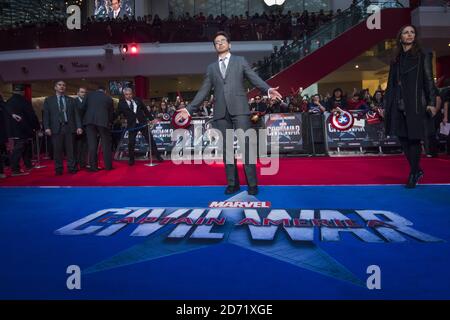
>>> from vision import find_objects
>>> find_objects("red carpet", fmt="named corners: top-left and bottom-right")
top-left (1, 155), bottom-right (450, 187)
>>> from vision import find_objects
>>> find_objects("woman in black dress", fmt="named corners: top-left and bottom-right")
top-left (384, 25), bottom-right (438, 188)
top-left (0, 94), bottom-right (8, 178)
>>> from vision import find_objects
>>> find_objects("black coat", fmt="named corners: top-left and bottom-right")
top-left (43, 95), bottom-right (82, 134)
top-left (0, 97), bottom-right (8, 143)
top-left (440, 87), bottom-right (450, 104)
top-left (81, 90), bottom-right (114, 128)
top-left (250, 102), bottom-right (268, 113)
top-left (384, 49), bottom-right (437, 140)
top-left (117, 97), bottom-right (153, 128)
top-left (5, 93), bottom-right (40, 139)
top-left (74, 96), bottom-right (86, 120)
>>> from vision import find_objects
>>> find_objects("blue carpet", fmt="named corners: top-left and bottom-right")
top-left (0, 185), bottom-right (449, 299)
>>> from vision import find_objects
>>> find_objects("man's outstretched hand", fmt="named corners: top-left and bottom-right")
top-left (268, 87), bottom-right (283, 101)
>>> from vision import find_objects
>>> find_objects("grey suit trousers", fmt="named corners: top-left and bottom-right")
top-left (214, 108), bottom-right (257, 187)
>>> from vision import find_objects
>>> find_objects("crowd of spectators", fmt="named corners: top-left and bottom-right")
top-left (0, 7), bottom-right (343, 51)
top-left (141, 86), bottom-right (385, 119)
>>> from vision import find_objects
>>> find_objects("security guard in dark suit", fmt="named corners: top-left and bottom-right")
top-left (43, 80), bottom-right (83, 175)
top-left (81, 86), bottom-right (114, 171)
top-left (74, 87), bottom-right (88, 169)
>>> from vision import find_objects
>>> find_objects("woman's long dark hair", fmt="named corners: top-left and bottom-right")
top-left (392, 24), bottom-right (422, 63)
top-left (373, 90), bottom-right (384, 104)
top-left (332, 88), bottom-right (343, 99)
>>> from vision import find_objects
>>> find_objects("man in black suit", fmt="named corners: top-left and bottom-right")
top-left (81, 85), bottom-right (114, 171)
top-left (181, 31), bottom-right (282, 195)
top-left (117, 87), bottom-right (162, 165)
top-left (74, 87), bottom-right (88, 169)
top-left (109, 0), bottom-right (126, 19)
top-left (5, 85), bottom-right (40, 176)
top-left (43, 80), bottom-right (83, 175)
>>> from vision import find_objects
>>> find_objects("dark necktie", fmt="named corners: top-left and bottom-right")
top-left (129, 100), bottom-right (135, 112)
top-left (220, 58), bottom-right (227, 78)
top-left (130, 100), bottom-right (139, 123)
top-left (59, 96), bottom-right (67, 123)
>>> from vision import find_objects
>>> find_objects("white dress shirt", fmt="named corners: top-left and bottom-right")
top-left (127, 99), bottom-right (139, 123)
top-left (217, 52), bottom-right (231, 71)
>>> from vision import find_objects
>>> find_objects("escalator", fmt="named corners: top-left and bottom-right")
top-left (250, 1), bottom-right (412, 96)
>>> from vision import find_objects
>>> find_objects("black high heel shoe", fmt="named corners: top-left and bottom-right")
top-left (405, 170), bottom-right (424, 189)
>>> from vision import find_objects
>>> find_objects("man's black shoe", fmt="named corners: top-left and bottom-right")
top-left (248, 186), bottom-right (258, 195)
top-left (156, 155), bottom-right (164, 162)
top-left (55, 171), bottom-right (63, 176)
top-left (128, 159), bottom-right (135, 166)
top-left (225, 185), bottom-right (240, 195)
top-left (69, 169), bottom-right (78, 174)
top-left (88, 168), bottom-right (99, 172)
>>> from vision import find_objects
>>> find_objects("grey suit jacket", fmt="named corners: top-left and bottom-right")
top-left (43, 95), bottom-right (81, 134)
top-left (187, 55), bottom-right (270, 120)
top-left (109, 8), bottom-right (126, 19)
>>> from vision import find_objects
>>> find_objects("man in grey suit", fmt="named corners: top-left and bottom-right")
top-left (109, 0), bottom-right (126, 19)
top-left (43, 80), bottom-right (83, 175)
top-left (82, 86), bottom-right (114, 171)
top-left (182, 31), bottom-right (282, 195)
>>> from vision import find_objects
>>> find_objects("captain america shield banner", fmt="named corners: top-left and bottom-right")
top-left (330, 110), bottom-right (354, 131)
